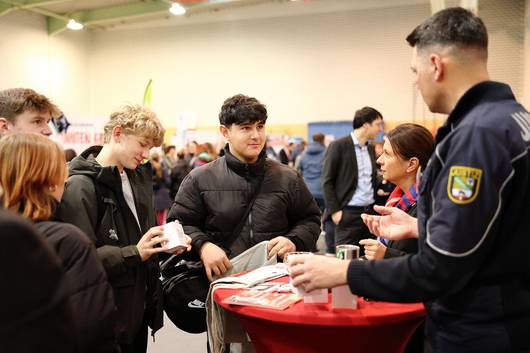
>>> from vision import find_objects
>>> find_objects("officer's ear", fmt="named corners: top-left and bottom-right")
top-left (407, 157), bottom-right (420, 174)
top-left (429, 53), bottom-right (444, 82)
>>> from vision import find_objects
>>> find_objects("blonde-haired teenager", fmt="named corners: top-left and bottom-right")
top-left (0, 133), bottom-right (117, 352)
top-left (58, 104), bottom-right (189, 353)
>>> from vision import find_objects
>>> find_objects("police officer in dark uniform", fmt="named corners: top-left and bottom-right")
top-left (290, 7), bottom-right (530, 353)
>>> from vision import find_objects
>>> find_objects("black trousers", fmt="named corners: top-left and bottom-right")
top-left (334, 205), bottom-right (375, 256)
top-left (119, 315), bottom-right (148, 353)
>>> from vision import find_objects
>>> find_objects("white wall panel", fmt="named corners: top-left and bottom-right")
top-left (89, 5), bottom-right (431, 128)
top-left (0, 11), bottom-right (91, 118)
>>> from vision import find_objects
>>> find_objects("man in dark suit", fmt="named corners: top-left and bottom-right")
top-left (321, 107), bottom-right (383, 252)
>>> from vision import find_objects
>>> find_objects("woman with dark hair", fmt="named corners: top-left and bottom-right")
top-left (0, 133), bottom-right (117, 353)
top-left (360, 123), bottom-right (434, 353)
top-left (360, 123), bottom-right (434, 260)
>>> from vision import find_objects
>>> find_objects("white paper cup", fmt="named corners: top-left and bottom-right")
top-left (285, 251), bottom-right (313, 296)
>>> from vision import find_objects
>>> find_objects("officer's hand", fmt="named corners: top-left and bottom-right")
top-left (268, 236), bottom-right (296, 260)
top-left (359, 238), bottom-right (386, 260)
top-left (289, 254), bottom-right (349, 292)
top-left (361, 205), bottom-right (418, 240)
top-left (331, 210), bottom-right (343, 225)
top-left (136, 226), bottom-right (168, 262)
top-left (200, 242), bottom-right (231, 282)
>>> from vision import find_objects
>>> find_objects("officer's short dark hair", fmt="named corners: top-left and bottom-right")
top-left (219, 94), bottom-right (267, 127)
top-left (353, 107), bottom-right (382, 130)
top-left (406, 7), bottom-right (488, 55)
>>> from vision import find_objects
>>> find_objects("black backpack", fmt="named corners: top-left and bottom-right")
top-left (160, 254), bottom-right (210, 333)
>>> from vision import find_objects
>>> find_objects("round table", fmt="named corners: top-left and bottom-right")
top-left (214, 277), bottom-right (425, 353)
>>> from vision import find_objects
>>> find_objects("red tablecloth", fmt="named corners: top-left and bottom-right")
top-left (214, 276), bottom-right (425, 353)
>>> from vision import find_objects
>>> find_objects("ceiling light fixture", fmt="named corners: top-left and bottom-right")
top-left (66, 19), bottom-right (83, 30)
top-left (169, 2), bottom-right (186, 15)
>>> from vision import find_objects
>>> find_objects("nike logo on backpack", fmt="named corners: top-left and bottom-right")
top-left (188, 299), bottom-right (206, 309)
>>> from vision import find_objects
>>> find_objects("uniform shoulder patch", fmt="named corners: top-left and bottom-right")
top-left (447, 166), bottom-right (482, 205)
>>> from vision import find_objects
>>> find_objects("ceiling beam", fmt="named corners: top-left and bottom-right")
top-left (75, 0), bottom-right (243, 24)
top-left (0, 0), bottom-right (70, 16)
top-left (47, 0), bottom-right (244, 36)
top-left (48, 0), bottom-right (172, 35)
top-left (75, 1), bottom-right (171, 24)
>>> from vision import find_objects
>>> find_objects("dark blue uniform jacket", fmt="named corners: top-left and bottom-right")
top-left (347, 81), bottom-right (530, 353)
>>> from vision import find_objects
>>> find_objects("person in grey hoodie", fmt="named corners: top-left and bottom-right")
top-left (299, 132), bottom-right (336, 255)
top-left (298, 132), bottom-right (326, 208)
top-left (300, 132), bottom-right (326, 211)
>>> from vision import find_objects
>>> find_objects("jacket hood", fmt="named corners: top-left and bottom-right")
top-left (68, 145), bottom-right (144, 189)
top-left (68, 145), bottom-right (104, 178)
top-left (305, 142), bottom-right (325, 155)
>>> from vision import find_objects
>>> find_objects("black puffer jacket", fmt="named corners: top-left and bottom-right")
top-left (167, 147), bottom-right (320, 258)
top-left (57, 146), bottom-right (163, 345)
top-left (36, 220), bottom-right (117, 353)
top-left (0, 209), bottom-right (78, 353)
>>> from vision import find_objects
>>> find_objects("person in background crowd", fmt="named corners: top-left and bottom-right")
top-left (0, 133), bottom-right (117, 353)
top-left (204, 142), bottom-right (218, 160)
top-left (185, 140), bottom-right (198, 164)
top-left (162, 145), bottom-right (177, 171)
top-left (321, 107), bottom-right (383, 255)
top-left (293, 140), bottom-right (307, 171)
top-left (58, 104), bottom-right (190, 353)
top-left (168, 94), bottom-right (320, 281)
top-left (291, 139), bottom-right (305, 166)
top-left (290, 8), bottom-right (530, 353)
top-left (150, 152), bottom-right (173, 225)
top-left (0, 207), bottom-right (77, 353)
top-left (298, 133), bottom-right (336, 255)
top-left (0, 87), bottom-right (59, 138)
top-left (169, 148), bottom-right (192, 200)
top-left (264, 137), bottom-right (278, 160)
top-left (360, 123), bottom-right (434, 260)
top-left (299, 133), bottom-right (326, 209)
top-left (278, 141), bottom-right (294, 166)
top-left (64, 148), bottom-right (77, 162)
top-left (191, 143), bottom-right (214, 168)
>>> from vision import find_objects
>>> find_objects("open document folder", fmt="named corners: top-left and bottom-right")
top-left (212, 264), bottom-right (288, 288)
top-left (208, 241), bottom-right (279, 353)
